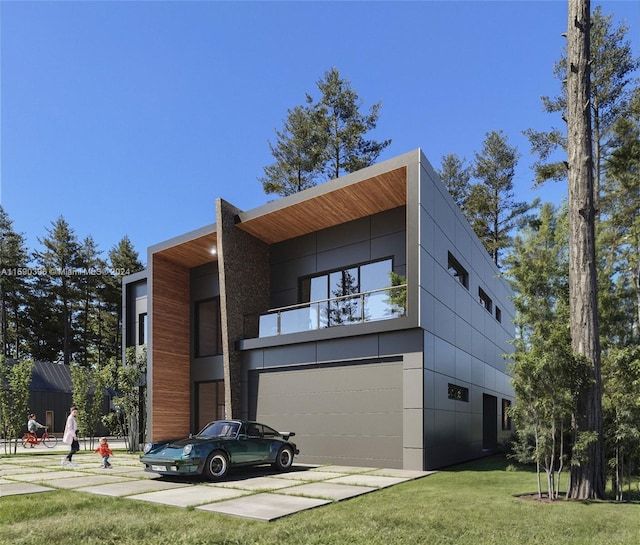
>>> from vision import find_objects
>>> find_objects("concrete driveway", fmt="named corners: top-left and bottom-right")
top-left (1, 442), bottom-right (434, 521)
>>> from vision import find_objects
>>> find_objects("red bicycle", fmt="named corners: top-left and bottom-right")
top-left (22, 427), bottom-right (58, 448)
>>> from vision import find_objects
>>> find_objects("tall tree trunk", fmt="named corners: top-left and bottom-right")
top-left (566, 0), bottom-right (605, 500)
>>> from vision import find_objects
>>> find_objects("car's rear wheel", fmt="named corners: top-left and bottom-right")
top-left (204, 450), bottom-right (229, 480)
top-left (273, 446), bottom-right (294, 470)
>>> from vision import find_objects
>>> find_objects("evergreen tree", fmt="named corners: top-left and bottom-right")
top-left (437, 154), bottom-right (471, 210)
top-left (260, 68), bottom-right (391, 196)
top-left (0, 207), bottom-right (30, 359)
top-left (260, 103), bottom-right (326, 196)
top-left (31, 216), bottom-right (82, 365)
top-left (565, 0), bottom-right (604, 500)
top-left (601, 87), bottom-right (640, 339)
top-left (104, 236), bottom-right (145, 363)
top-left (25, 268), bottom-right (63, 363)
top-left (466, 130), bottom-right (538, 267)
top-left (525, 5), bottom-right (639, 201)
top-left (314, 67), bottom-right (391, 180)
top-left (76, 236), bottom-right (107, 367)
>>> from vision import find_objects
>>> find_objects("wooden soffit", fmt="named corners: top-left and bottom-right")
top-left (236, 166), bottom-right (407, 245)
top-left (154, 231), bottom-right (218, 268)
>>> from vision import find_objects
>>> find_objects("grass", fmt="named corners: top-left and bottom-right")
top-left (2, 455), bottom-right (639, 545)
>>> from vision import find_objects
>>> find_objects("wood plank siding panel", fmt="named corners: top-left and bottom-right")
top-left (237, 167), bottom-right (407, 244)
top-left (151, 254), bottom-right (191, 440)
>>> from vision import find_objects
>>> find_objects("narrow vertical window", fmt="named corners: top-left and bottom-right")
top-left (502, 399), bottom-right (512, 430)
top-left (138, 313), bottom-right (147, 345)
top-left (195, 298), bottom-right (222, 357)
top-left (448, 252), bottom-right (469, 289)
top-left (478, 287), bottom-right (492, 313)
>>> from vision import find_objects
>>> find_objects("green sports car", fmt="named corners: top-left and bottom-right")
top-left (140, 419), bottom-right (299, 480)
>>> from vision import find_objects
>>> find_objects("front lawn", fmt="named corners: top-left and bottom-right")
top-left (2, 455), bottom-right (638, 545)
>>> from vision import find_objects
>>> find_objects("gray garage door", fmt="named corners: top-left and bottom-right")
top-left (249, 361), bottom-right (403, 468)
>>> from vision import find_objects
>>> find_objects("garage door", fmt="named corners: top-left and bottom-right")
top-left (249, 361), bottom-right (403, 468)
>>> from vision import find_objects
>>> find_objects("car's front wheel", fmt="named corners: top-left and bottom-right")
top-left (273, 446), bottom-right (294, 470)
top-left (204, 450), bottom-right (229, 480)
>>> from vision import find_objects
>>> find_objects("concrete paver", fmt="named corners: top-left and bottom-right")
top-left (44, 474), bottom-right (133, 489)
top-left (196, 492), bottom-right (331, 521)
top-left (129, 485), bottom-right (252, 507)
top-left (276, 469), bottom-right (350, 481)
top-left (1, 446), bottom-right (435, 521)
top-left (318, 465), bottom-right (378, 474)
top-left (0, 481), bottom-right (54, 496)
top-left (214, 475), bottom-right (307, 491)
top-left (277, 481), bottom-right (377, 501)
top-left (76, 478), bottom-right (191, 497)
top-left (326, 474), bottom-right (412, 488)
top-left (8, 469), bottom-right (89, 481)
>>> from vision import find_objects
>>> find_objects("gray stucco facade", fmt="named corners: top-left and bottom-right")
top-left (123, 149), bottom-right (514, 471)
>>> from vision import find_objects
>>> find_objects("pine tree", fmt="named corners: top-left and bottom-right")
top-left (314, 67), bottom-right (391, 180)
top-left (0, 206), bottom-right (30, 358)
top-left (525, 5), bottom-right (639, 201)
top-left (260, 104), bottom-right (326, 196)
top-left (465, 131), bottom-right (538, 266)
top-left (31, 216), bottom-right (82, 365)
top-left (565, 0), bottom-right (605, 500)
top-left (437, 154), bottom-right (471, 210)
top-left (260, 68), bottom-right (391, 196)
top-left (76, 236), bottom-right (107, 367)
top-left (601, 87), bottom-right (640, 339)
top-left (104, 236), bottom-right (145, 362)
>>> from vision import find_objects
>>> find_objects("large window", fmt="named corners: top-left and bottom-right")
top-left (195, 298), bottom-right (222, 357)
top-left (259, 258), bottom-right (403, 337)
top-left (301, 258), bottom-right (395, 327)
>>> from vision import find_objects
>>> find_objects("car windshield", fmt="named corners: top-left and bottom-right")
top-left (197, 421), bottom-right (240, 439)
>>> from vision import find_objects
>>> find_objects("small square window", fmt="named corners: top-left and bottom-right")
top-left (448, 383), bottom-right (469, 402)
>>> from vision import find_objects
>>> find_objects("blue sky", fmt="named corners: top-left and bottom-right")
top-left (1, 0), bottom-right (638, 264)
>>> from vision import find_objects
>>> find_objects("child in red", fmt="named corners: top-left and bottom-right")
top-left (94, 437), bottom-right (114, 468)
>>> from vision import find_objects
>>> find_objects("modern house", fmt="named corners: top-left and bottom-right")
top-left (123, 149), bottom-right (515, 470)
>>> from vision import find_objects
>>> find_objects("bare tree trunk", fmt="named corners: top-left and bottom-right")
top-left (566, 0), bottom-right (605, 500)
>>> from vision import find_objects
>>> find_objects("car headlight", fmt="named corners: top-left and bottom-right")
top-left (183, 444), bottom-right (193, 456)
top-left (143, 443), bottom-right (152, 454)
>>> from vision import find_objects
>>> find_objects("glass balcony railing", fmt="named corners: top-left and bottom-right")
top-left (253, 284), bottom-right (407, 338)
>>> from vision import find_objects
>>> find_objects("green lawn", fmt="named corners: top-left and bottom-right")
top-left (2, 456), bottom-right (638, 545)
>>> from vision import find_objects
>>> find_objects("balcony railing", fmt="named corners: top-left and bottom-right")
top-left (248, 284), bottom-right (407, 338)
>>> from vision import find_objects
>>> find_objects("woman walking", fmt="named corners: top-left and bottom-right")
top-left (61, 406), bottom-right (79, 468)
